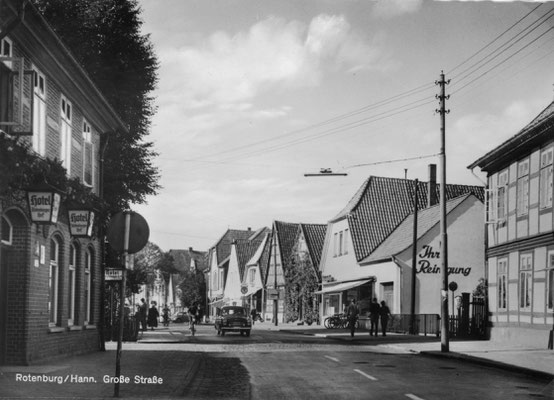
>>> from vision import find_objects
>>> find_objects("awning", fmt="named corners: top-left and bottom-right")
top-left (313, 278), bottom-right (373, 294)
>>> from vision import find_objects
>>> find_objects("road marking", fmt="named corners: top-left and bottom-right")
top-left (405, 394), bottom-right (426, 400)
top-left (324, 355), bottom-right (340, 363)
top-left (353, 369), bottom-right (377, 381)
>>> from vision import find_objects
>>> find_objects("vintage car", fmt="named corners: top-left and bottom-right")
top-left (214, 306), bottom-right (252, 336)
top-left (172, 311), bottom-right (189, 323)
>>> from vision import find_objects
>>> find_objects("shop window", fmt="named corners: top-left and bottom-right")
top-left (540, 147), bottom-right (553, 210)
top-left (84, 248), bottom-right (92, 325)
top-left (49, 237), bottom-right (61, 326)
top-left (516, 159), bottom-right (529, 217)
top-left (1, 215), bottom-right (12, 245)
top-left (60, 94), bottom-right (72, 174)
top-left (324, 294), bottom-right (340, 316)
top-left (519, 253), bottom-right (533, 310)
top-left (68, 244), bottom-right (77, 326)
top-left (497, 258), bottom-right (508, 310)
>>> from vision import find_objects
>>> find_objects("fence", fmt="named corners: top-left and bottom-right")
top-left (387, 314), bottom-right (441, 336)
top-left (103, 316), bottom-right (139, 342)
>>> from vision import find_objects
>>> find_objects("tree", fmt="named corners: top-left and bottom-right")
top-left (31, 0), bottom-right (160, 211)
top-left (178, 269), bottom-right (206, 310)
top-left (284, 250), bottom-right (319, 324)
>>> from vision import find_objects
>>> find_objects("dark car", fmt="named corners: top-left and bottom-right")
top-left (214, 306), bottom-right (251, 336)
top-left (172, 311), bottom-right (189, 323)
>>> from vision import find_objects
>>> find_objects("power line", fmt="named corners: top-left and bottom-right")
top-left (343, 153), bottom-right (440, 170)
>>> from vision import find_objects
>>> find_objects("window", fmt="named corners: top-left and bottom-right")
top-left (32, 67), bottom-right (47, 156)
top-left (249, 268), bottom-right (256, 285)
top-left (83, 120), bottom-right (94, 186)
top-left (84, 248), bottom-right (92, 325)
top-left (60, 95), bottom-right (72, 174)
top-left (343, 229), bottom-right (349, 255)
top-left (497, 170), bottom-right (508, 221)
top-left (1, 215), bottom-right (12, 245)
top-left (516, 159), bottom-right (529, 217)
top-left (546, 251), bottom-right (554, 310)
top-left (49, 238), bottom-right (61, 326)
top-left (68, 244), bottom-right (77, 326)
top-left (519, 253), bottom-right (533, 310)
top-left (1, 36), bottom-right (12, 68)
top-left (497, 258), bottom-right (508, 310)
top-left (333, 233), bottom-right (338, 257)
top-left (540, 147), bottom-right (553, 210)
top-left (338, 231), bottom-right (343, 256)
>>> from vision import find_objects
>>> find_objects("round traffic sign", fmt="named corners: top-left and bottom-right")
top-left (107, 211), bottom-right (150, 254)
top-left (448, 281), bottom-right (458, 292)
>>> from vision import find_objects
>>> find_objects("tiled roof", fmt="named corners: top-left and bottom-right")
top-left (300, 223), bottom-right (327, 271)
top-left (235, 239), bottom-right (264, 281)
top-left (363, 194), bottom-right (476, 264)
top-left (334, 176), bottom-right (484, 262)
top-left (468, 100), bottom-right (554, 172)
top-left (274, 221), bottom-right (300, 264)
top-left (213, 229), bottom-right (254, 266)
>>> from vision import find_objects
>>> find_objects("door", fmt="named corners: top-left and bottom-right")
top-left (382, 282), bottom-right (394, 312)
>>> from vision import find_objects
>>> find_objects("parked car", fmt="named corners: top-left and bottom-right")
top-left (172, 312), bottom-right (189, 323)
top-left (214, 306), bottom-right (251, 336)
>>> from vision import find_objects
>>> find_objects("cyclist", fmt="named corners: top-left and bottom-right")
top-left (346, 299), bottom-right (359, 337)
top-left (188, 303), bottom-right (198, 336)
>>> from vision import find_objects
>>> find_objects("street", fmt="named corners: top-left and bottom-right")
top-left (1, 323), bottom-right (552, 399)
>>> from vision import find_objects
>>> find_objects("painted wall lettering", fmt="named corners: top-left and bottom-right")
top-left (417, 245), bottom-right (472, 277)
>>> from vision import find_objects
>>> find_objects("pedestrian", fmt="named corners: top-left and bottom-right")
top-left (346, 299), bottom-right (359, 337)
top-left (139, 298), bottom-right (148, 331)
top-left (380, 300), bottom-right (391, 336)
top-left (369, 297), bottom-right (381, 336)
top-left (250, 308), bottom-right (258, 325)
top-left (162, 305), bottom-right (170, 327)
top-left (188, 303), bottom-right (198, 336)
top-left (147, 302), bottom-right (159, 330)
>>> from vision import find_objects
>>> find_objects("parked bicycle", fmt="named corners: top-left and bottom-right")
top-left (324, 313), bottom-right (359, 329)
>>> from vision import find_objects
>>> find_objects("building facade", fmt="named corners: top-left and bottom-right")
top-left (469, 100), bottom-right (554, 345)
top-left (0, 1), bottom-right (127, 364)
top-left (317, 168), bottom-right (484, 325)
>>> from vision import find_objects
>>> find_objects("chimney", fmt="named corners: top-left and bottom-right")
top-left (188, 247), bottom-right (193, 252)
top-left (247, 227), bottom-right (251, 231)
top-left (428, 164), bottom-right (437, 207)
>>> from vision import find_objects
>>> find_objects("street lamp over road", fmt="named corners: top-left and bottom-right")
top-left (304, 168), bottom-right (347, 177)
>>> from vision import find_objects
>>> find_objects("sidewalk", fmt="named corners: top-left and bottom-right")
top-left (262, 321), bottom-right (554, 378)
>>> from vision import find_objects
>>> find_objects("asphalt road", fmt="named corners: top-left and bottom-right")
top-left (167, 324), bottom-right (554, 400)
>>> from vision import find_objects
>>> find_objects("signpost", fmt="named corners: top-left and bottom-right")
top-left (106, 211), bottom-right (149, 398)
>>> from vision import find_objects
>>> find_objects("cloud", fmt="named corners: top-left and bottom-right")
top-left (372, 0), bottom-right (423, 18)
top-left (158, 14), bottom-right (384, 111)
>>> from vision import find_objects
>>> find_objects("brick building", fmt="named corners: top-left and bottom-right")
top-left (0, 0), bottom-right (127, 364)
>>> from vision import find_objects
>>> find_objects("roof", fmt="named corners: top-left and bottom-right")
top-left (332, 176), bottom-right (484, 262)
top-left (235, 239), bottom-right (264, 281)
top-left (168, 248), bottom-right (208, 273)
top-left (468, 100), bottom-right (554, 173)
top-left (258, 233), bottom-right (273, 284)
top-left (363, 194), bottom-right (478, 264)
top-left (274, 221), bottom-right (300, 265)
top-left (300, 223), bottom-right (327, 270)
top-left (212, 229), bottom-right (255, 266)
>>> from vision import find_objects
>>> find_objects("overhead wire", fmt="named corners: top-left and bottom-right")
top-left (184, 3), bottom-right (554, 169)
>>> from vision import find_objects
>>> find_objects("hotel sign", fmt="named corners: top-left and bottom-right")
top-left (27, 191), bottom-right (61, 224)
top-left (105, 268), bottom-right (123, 281)
top-left (68, 210), bottom-right (94, 237)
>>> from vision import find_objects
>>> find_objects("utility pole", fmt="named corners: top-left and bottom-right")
top-left (410, 179), bottom-right (418, 335)
top-left (436, 71), bottom-right (450, 352)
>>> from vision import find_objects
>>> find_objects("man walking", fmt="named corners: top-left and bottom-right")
top-left (346, 299), bottom-right (359, 337)
top-left (369, 298), bottom-right (380, 336)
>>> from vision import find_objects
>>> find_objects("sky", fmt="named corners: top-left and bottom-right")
top-left (133, 0), bottom-right (554, 252)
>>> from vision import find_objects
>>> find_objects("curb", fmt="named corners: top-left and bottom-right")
top-left (419, 350), bottom-right (554, 380)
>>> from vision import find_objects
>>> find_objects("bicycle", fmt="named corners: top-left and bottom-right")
top-left (189, 315), bottom-right (196, 336)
